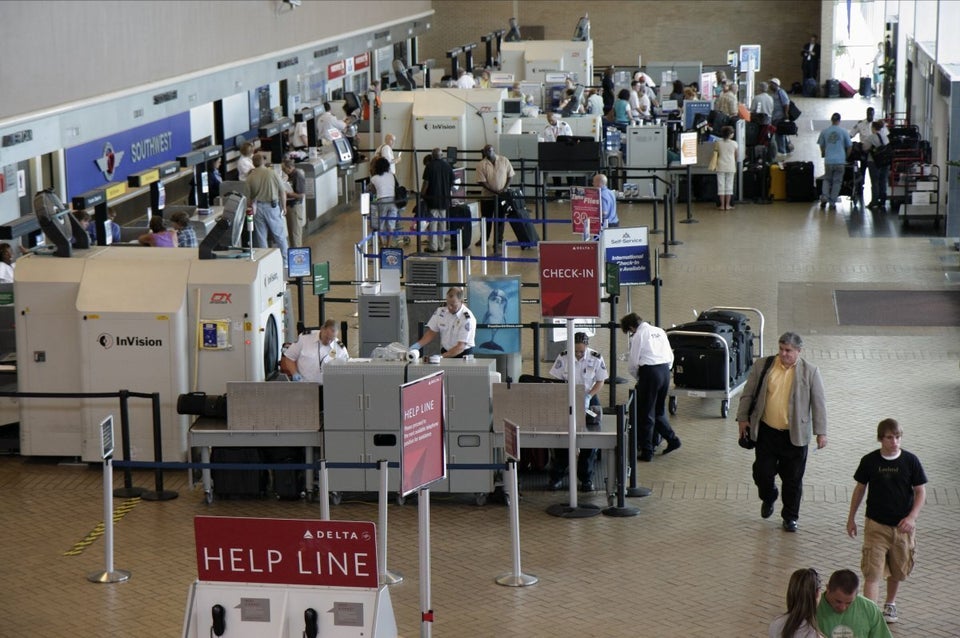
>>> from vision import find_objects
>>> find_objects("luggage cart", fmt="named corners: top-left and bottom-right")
top-left (667, 307), bottom-right (765, 418)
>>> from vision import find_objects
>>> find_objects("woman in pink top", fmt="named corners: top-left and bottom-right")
top-left (138, 216), bottom-right (178, 247)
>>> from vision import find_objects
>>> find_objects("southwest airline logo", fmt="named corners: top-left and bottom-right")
top-left (94, 142), bottom-right (124, 181)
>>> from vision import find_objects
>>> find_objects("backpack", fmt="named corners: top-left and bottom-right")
top-left (871, 143), bottom-right (893, 168)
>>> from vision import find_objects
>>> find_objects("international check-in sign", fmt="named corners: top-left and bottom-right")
top-left (539, 241), bottom-right (601, 318)
top-left (193, 517), bottom-right (378, 588)
top-left (601, 226), bottom-right (651, 287)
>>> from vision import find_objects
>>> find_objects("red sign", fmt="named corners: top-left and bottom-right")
top-left (354, 52), bottom-right (370, 71)
top-left (400, 371), bottom-right (446, 496)
top-left (503, 419), bottom-right (519, 461)
top-left (539, 242), bottom-right (601, 318)
top-left (570, 186), bottom-right (602, 235)
top-left (194, 517), bottom-right (378, 588)
top-left (327, 60), bottom-right (346, 80)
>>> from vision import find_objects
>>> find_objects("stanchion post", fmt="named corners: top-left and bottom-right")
top-left (531, 321), bottom-right (541, 377)
top-left (141, 392), bottom-right (177, 501)
top-left (295, 276), bottom-right (306, 335)
top-left (602, 404), bottom-right (639, 517)
top-left (378, 459), bottom-right (403, 585)
top-left (318, 459), bottom-right (330, 521)
top-left (88, 456), bottom-right (130, 583)
top-left (495, 459), bottom-right (538, 586)
top-left (113, 390), bottom-right (145, 498)
top-left (625, 388), bottom-right (652, 498)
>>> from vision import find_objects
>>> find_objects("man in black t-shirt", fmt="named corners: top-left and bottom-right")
top-left (846, 418), bottom-right (927, 625)
top-left (420, 148), bottom-right (455, 252)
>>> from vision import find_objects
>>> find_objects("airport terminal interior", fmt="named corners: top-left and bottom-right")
top-left (0, 1), bottom-right (958, 637)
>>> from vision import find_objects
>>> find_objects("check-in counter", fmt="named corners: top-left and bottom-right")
top-left (297, 150), bottom-right (340, 234)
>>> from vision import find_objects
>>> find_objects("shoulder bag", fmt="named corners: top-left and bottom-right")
top-left (787, 101), bottom-right (802, 122)
top-left (393, 175), bottom-right (408, 209)
top-left (708, 144), bottom-right (719, 172)
top-left (738, 355), bottom-right (776, 449)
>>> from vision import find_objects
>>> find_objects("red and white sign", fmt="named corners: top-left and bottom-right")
top-left (539, 241), bottom-right (601, 319)
top-left (194, 517), bottom-right (378, 588)
top-left (503, 419), bottom-right (519, 461)
top-left (400, 371), bottom-right (446, 496)
top-left (327, 60), bottom-right (346, 80)
top-left (354, 52), bottom-right (370, 71)
top-left (570, 186), bottom-right (602, 235)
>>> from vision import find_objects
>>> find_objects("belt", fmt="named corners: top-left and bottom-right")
top-left (255, 200), bottom-right (279, 207)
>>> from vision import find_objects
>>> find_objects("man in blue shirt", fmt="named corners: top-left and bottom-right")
top-left (816, 112), bottom-right (852, 210)
top-left (593, 173), bottom-right (618, 229)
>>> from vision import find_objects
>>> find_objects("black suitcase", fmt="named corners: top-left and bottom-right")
top-left (784, 161), bottom-right (817, 202)
top-left (211, 447), bottom-right (267, 499)
top-left (672, 346), bottom-right (731, 390)
top-left (697, 310), bottom-right (753, 379)
top-left (502, 189), bottom-right (539, 246)
top-left (825, 79), bottom-right (840, 98)
top-left (802, 78), bottom-right (818, 97)
top-left (693, 174), bottom-right (718, 203)
top-left (742, 164), bottom-right (769, 201)
top-left (448, 204), bottom-right (472, 248)
top-left (667, 321), bottom-right (737, 389)
top-left (859, 77), bottom-right (873, 98)
top-left (263, 447), bottom-right (306, 500)
top-left (743, 121), bottom-right (761, 147)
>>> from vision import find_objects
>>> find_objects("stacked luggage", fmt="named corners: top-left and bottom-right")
top-left (666, 309), bottom-right (755, 391)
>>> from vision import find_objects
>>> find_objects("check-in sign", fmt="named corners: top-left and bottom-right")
top-left (539, 241), bottom-right (601, 318)
top-left (194, 517), bottom-right (378, 588)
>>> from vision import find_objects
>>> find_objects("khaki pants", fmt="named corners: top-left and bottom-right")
top-left (286, 202), bottom-right (305, 247)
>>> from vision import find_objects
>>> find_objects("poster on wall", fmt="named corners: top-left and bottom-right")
top-left (470, 276), bottom-right (521, 354)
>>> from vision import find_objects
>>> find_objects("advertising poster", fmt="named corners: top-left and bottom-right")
top-left (470, 276), bottom-right (521, 354)
top-left (569, 186), bottom-right (602, 236)
top-left (601, 226), bottom-right (651, 287)
top-left (400, 371), bottom-right (446, 496)
top-left (539, 242), bottom-right (601, 319)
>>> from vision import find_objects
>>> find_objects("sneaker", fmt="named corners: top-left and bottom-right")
top-left (883, 603), bottom-right (898, 623)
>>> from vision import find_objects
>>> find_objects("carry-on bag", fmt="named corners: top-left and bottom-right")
top-left (211, 447), bottom-right (267, 499)
top-left (448, 204), bottom-right (472, 248)
top-left (839, 80), bottom-right (857, 98)
top-left (784, 161), bottom-right (817, 202)
top-left (501, 189), bottom-right (539, 246)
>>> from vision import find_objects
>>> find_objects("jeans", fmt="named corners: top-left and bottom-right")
top-left (867, 162), bottom-right (889, 205)
top-left (821, 164), bottom-right (845, 205)
top-left (253, 201), bottom-right (289, 265)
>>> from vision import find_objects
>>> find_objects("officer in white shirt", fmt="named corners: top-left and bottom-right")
top-left (548, 332), bottom-right (608, 491)
top-left (542, 112), bottom-right (573, 142)
top-left (621, 312), bottom-right (682, 461)
top-left (410, 287), bottom-right (476, 358)
top-left (456, 69), bottom-right (476, 90)
top-left (280, 319), bottom-right (350, 408)
top-left (316, 101), bottom-right (346, 143)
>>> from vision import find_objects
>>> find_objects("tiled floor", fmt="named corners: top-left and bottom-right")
top-left (1, 95), bottom-right (958, 637)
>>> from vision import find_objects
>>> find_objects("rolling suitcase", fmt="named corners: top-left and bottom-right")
top-left (769, 164), bottom-right (787, 200)
top-left (448, 204), bottom-right (472, 248)
top-left (211, 447), bottom-right (266, 499)
top-left (839, 80), bottom-right (857, 98)
top-left (742, 164), bottom-right (767, 201)
top-left (859, 77), bottom-right (873, 98)
top-left (693, 174), bottom-right (718, 203)
top-left (263, 447), bottom-right (305, 500)
top-left (825, 79), bottom-right (840, 98)
top-left (502, 189), bottom-right (539, 246)
top-left (667, 321), bottom-right (737, 390)
top-left (802, 78), bottom-right (818, 97)
top-left (784, 161), bottom-right (817, 202)
top-left (697, 310), bottom-right (753, 379)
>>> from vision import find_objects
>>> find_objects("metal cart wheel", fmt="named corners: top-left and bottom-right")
top-left (329, 491), bottom-right (342, 506)
top-left (204, 490), bottom-right (214, 505)
top-left (669, 396), bottom-right (678, 415)
top-left (396, 493), bottom-right (406, 506)
top-left (474, 492), bottom-right (488, 507)
top-left (721, 399), bottom-right (729, 418)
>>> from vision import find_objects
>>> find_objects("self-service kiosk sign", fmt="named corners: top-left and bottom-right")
top-left (194, 517), bottom-right (378, 588)
top-left (538, 241), bottom-right (601, 318)
top-left (601, 226), bottom-right (651, 287)
top-left (400, 371), bottom-right (446, 497)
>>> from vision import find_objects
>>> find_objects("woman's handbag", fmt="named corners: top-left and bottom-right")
top-left (708, 145), bottom-right (719, 171)
top-left (776, 120), bottom-right (798, 135)
top-left (393, 175), bottom-right (408, 209)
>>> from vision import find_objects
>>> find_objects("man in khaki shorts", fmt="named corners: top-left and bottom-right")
top-left (846, 418), bottom-right (927, 624)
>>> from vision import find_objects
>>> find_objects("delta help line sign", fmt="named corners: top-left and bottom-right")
top-left (538, 242), bottom-right (601, 318)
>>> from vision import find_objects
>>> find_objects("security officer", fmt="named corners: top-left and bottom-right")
top-left (548, 332), bottom-right (608, 491)
top-left (280, 319), bottom-right (349, 408)
top-left (410, 287), bottom-right (476, 358)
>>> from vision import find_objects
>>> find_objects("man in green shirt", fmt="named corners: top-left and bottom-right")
top-left (817, 569), bottom-right (891, 638)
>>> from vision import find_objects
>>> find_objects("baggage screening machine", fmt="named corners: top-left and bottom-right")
top-left (16, 192), bottom-right (286, 462)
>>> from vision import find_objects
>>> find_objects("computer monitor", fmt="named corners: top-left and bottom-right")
top-left (503, 98), bottom-right (523, 115)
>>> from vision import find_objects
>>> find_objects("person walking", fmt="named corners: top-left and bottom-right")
top-left (620, 312), bottom-right (681, 462)
top-left (736, 332), bottom-right (827, 533)
top-left (817, 113), bottom-right (852, 211)
top-left (846, 418), bottom-right (927, 625)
